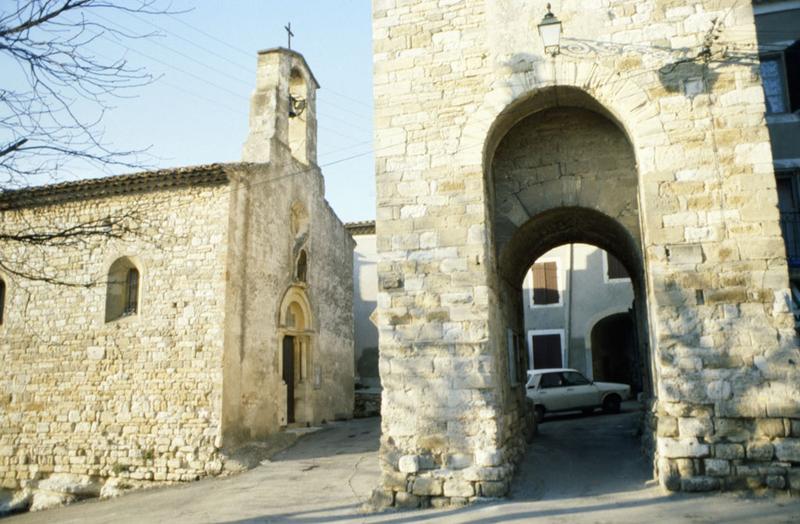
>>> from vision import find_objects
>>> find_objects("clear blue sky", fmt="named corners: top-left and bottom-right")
top-left (82, 1), bottom-right (375, 222)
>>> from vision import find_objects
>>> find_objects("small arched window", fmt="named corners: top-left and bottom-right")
top-left (106, 257), bottom-right (140, 322)
top-left (296, 250), bottom-right (307, 283)
top-left (0, 278), bottom-right (5, 325)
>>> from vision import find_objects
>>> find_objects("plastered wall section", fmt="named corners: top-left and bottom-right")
top-left (373, 0), bottom-right (800, 504)
top-left (220, 159), bottom-right (354, 446)
top-left (0, 184), bottom-right (229, 490)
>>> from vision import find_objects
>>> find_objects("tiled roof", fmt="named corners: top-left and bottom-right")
top-left (0, 164), bottom-right (229, 211)
top-left (344, 220), bottom-right (375, 235)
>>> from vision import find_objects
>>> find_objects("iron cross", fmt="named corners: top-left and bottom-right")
top-left (285, 22), bottom-right (294, 49)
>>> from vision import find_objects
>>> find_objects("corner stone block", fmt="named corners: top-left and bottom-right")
top-left (475, 449), bottom-right (502, 467)
top-left (398, 455), bottom-right (420, 473)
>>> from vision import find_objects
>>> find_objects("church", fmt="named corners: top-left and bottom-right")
top-left (0, 48), bottom-right (355, 502)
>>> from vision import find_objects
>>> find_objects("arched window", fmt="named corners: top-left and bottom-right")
top-left (0, 278), bottom-right (5, 325)
top-left (106, 257), bottom-right (140, 322)
top-left (296, 250), bottom-right (307, 283)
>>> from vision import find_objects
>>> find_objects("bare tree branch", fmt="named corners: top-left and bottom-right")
top-left (0, 1), bottom-right (183, 284)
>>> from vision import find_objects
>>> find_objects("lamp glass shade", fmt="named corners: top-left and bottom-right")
top-left (538, 18), bottom-right (562, 50)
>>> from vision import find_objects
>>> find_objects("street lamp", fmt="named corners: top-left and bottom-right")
top-left (538, 3), bottom-right (562, 56)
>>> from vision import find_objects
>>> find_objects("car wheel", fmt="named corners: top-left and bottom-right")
top-left (534, 405), bottom-right (545, 423)
top-left (602, 394), bottom-right (621, 414)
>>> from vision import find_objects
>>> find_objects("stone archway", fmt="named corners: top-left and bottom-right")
top-left (485, 86), bottom-right (657, 482)
top-left (277, 285), bottom-right (314, 426)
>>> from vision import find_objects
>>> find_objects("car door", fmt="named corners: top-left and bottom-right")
top-left (536, 372), bottom-right (569, 410)
top-left (562, 371), bottom-right (600, 407)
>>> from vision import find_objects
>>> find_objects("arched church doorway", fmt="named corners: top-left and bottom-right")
top-left (278, 287), bottom-right (314, 426)
top-left (485, 86), bottom-right (655, 482)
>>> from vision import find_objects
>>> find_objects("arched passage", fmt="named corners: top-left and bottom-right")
top-left (485, 86), bottom-right (655, 479)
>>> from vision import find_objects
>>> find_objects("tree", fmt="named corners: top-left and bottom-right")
top-left (0, 1), bottom-right (174, 284)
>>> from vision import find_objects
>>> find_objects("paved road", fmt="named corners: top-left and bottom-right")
top-left (8, 405), bottom-right (800, 523)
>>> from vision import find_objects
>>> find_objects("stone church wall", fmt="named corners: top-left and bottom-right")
top-left (0, 179), bottom-right (230, 500)
top-left (220, 159), bottom-right (355, 445)
top-left (372, 0), bottom-right (800, 507)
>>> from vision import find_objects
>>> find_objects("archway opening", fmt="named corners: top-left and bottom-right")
top-left (485, 87), bottom-right (655, 494)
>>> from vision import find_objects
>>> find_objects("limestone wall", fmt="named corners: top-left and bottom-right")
top-left (0, 180), bottom-right (230, 502)
top-left (372, 0), bottom-right (800, 508)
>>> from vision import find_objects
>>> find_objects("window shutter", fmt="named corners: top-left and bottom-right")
top-left (607, 254), bottom-right (628, 280)
top-left (533, 263), bottom-right (547, 304)
top-left (544, 262), bottom-right (559, 304)
top-left (786, 41), bottom-right (800, 113)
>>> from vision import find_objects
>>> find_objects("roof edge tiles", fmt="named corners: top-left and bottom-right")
top-left (344, 220), bottom-right (375, 235)
top-left (0, 164), bottom-right (230, 211)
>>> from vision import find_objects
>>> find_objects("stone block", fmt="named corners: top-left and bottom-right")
top-left (443, 479), bottom-right (474, 498)
top-left (715, 443), bottom-right (745, 460)
top-left (365, 489), bottom-right (394, 511)
top-left (657, 438), bottom-right (710, 458)
top-left (445, 453), bottom-right (472, 470)
top-left (666, 244), bottom-right (704, 264)
top-left (790, 419), bottom-right (800, 437)
top-left (774, 439), bottom-right (800, 462)
top-left (678, 417), bottom-right (713, 438)
top-left (658, 458), bottom-right (681, 492)
top-left (657, 416), bottom-right (678, 437)
top-left (766, 475), bottom-right (786, 490)
top-left (755, 419), bottom-right (786, 438)
top-left (478, 480), bottom-right (508, 498)
top-left (704, 459), bottom-right (730, 477)
top-left (411, 477), bottom-right (442, 496)
top-left (382, 470), bottom-right (408, 491)
top-left (475, 449), bottom-right (502, 467)
top-left (788, 470), bottom-right (800, 491)
top-left (680, 476), bottom-right (720, 492)
top-left (398, 455), bottom-right (419, 473)
top-left (746, 441), bottom-right (774, 461)
top-left (394, 491), bottom-right (421, 509)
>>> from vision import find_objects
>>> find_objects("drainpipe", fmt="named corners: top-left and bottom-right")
top-left (566, 243), bottom-right (575, 368)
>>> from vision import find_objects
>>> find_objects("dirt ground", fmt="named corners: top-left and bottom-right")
top-left (7, 405), bottom-right (800, 523)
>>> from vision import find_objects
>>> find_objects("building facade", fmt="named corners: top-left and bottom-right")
top-left (0, 49), bottom-right (355, 511)
top-left (523, 244), bottom-right (639, 388)
top-left (372, 0), bottom-right (800, 507)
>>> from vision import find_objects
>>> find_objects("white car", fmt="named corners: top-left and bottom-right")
top-left (526, 368), bottom-right (630, 422)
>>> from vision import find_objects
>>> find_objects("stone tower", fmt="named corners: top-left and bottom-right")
top-left (242, 48), bottom-right (319, 165)
top-left (371, 0), bottom-right (800, 507)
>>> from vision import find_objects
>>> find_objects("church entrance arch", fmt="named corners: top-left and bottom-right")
top-left (485, 86), bottom-right (655, 475)
top-left (278, 286), bottom-right (314, 426)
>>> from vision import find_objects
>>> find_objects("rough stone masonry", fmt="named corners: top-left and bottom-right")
top-left (371, 0), bottom-right (800, 508)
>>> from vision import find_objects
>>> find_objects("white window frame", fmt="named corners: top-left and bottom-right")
top-left (527, 329), bottom-right (566, 370)
top-left (602, 251), bottom-right (631, 284)
top-left (528, 257), bottom-right (563, 308)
